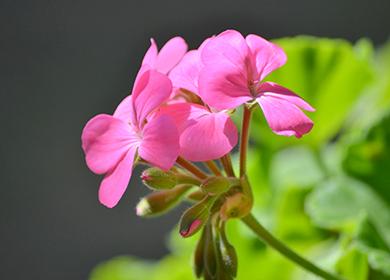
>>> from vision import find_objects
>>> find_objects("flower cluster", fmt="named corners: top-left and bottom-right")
top-left (81, 29), bottom-right (314, 279)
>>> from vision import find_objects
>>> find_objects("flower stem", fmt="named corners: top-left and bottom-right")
top-left (241, 213), bottom-right (344, 280)
top-left (220, 154), bottom-right (235, 177)
top-left (239, 106), bottom-right (252, 177)
top-left (204, 161), bottom-right (222, 176)
top-left (176, 157), bottom-right (208, 180)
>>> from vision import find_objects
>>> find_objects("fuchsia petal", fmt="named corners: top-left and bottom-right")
top-left (142, 38), bottom-right (158, 68)
top-left (245, 34), bottom-right (287, 81)
top-left (157, 102), bottom-right (208, 132)
top-left (256, 91), bottom-right (314, 138)
top-left (155, 37), bottom-right (188, 74)
top-left (199, 30), bottom-right (253, 109)
top-left (131, 69), bottom-right (172, 127)
top-left (180, 111), bottom-right (238, 161)
top-left (169, 50), bottom-right (201, 94)
top-left (257, 82), bottom-right (315, 112)
top-left (98, 146), bottom-right (138, 208)
top-left (113, 95), bottom-right (134, 124)
top-left (81, 114), bottom-right (140, 174)
top-left (139, 115), bottom-right (180, 170)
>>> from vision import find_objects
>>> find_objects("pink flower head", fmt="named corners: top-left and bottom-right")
top-left (141, 37), bottom-right (188, 75)
top-left (81, 69), bottom-right (180, 208)
top-left (199, 30), bottom-right (315, 138)
top-left (161, 39), bottom-right (238, 162)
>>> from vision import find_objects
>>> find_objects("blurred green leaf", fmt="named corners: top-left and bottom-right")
top-left (336, 247), bottom-right (368, 280)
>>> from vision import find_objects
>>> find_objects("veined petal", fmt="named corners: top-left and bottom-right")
top-left (113, 95), bottom-right (135, 124)
top-left (169, 50), bottom-right (201, 94)
top-left (256, 95), bottom-right (314, 138)
top-left (257, 82), bottom-right (315, 111)
top-left (98, 145), bottom-right (138, 208)
top-left (155, 36), bottom-right (188, 74)
top-left (180, 111), bottom-right (238, 161)
top-left (199, 30), bottom-right (253, 109)
top-left (245, 34), bottom-right (287, 81)
top-left (81, 114), bottom-right (140, 174)
top-left (139, 115), bottom-right (180, 170)
top-left (131, 69), bottom-right (172, 127)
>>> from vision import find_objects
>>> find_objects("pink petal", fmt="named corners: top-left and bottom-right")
top-left (81, 114), bottom-right (140, 174)
top-left (256, 95), bottom-right (314, 138)
top-left (98, 146), bottom-right (138, 208)
top-left (131, 69), bottom-right (172, 127)
top-left (169, 50), bottom-right (201, 94)
top-left (141, 38), bottom-right (158, 68)
top-left (199, 30), bottom-right (253, 109)
top-left (245, 34), bottom-right (287, 81)
top-left (139, 115), bottom-right (180, 170)
top-left (113, 95), bottom-right (135, 124)
top-left (155, 36), bottom-right (188, 74)
top-left (257, 82), bottom-right (315, 112)
top-left (180, 111), bottom-right (238, 161)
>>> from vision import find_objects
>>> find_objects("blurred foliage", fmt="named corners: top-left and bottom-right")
top-left (90, 37), bottom-right (390, 280)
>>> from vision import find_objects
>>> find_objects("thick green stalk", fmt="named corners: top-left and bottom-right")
top-left (241, 214), bottom-right (344, 280)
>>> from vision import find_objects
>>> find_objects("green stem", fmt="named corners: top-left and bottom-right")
top-left (239, 106), bottom-right (252, 178)
top-left (241, 213), bottom-right (344, 280)
top-left (220, 155), bottom-right (235, 177)
top-left (204, 161), bottom-right (222, 176)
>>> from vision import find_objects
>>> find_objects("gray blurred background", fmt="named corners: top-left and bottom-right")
top-left (0, 0), bottom-right (389, 279)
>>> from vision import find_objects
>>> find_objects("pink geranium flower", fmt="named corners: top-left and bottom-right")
top-left (198, 30), bottom-right (315, 138)
top-left (81, 69), bottom-right (179, 208)
top-left (160, 40), bottom-right (238, 162)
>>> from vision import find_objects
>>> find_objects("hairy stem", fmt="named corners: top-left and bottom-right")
top-left (241, 214), bottom-right (344, 280)
top-left (239, 106), bottom-right (252, 177)
top-left (220, 154), bottom-right (235, 177)
top-left (176, 157), bottom-right (208, 180)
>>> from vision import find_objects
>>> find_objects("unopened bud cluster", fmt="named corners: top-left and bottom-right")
top-left (136, 165), bottom-right (253, 279)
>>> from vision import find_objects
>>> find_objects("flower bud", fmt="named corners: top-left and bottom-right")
top-left (136, 184), bottom-right (190, 217)
top-left (179, 196), bottom-right (217, 238)
top-left (187, 189), bottom-right (207, 202)
top-left (218, 223), bottom-right (237, 277)
top-left (141, 167), bottom-right (177, 190)
top-left (193, 227), bottom-right (206, 278)
top-left (203, 222), bottom-right (217, 279)
top-left (220, 192), bottom-right (252, 221)
top-left (200, 177), bottom-right (234, 195)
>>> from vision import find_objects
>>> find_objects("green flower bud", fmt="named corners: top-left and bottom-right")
top-left (218, 223), bottom-right (237, 277)
top-left (203, 222), bottom-right (217, 279)
top-left (193, 227), bottom-right (206, 278)
top-left (141, 167), bottom-right (177, 190)
top-left (220, 192), bottom-right (252, 221)
top-left (201, 177), bottom-right (230, 195)
top-left (136, 184), bottom-right (190, 217)
top-left (179, 196), bottom-right (217, 238)
top-left (187, 189), bottom-right (207, 202)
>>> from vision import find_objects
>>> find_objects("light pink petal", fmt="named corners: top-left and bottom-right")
top-left (199, 30), bottom-right (253, 109)
top-left (113, 95), bottom-right (135, 124)
top-left (81, 114), bottom-right (140, 174)
top-left (245, 34), bottom-right (287, 81)
top-left (169, 50), bottom-right (201, 94)
top-left (155, 37), bottom-right (188, 74)
top-left (257, 82), bottom-right (315, 112)
top-left (139, 115), bottom-right (180, 170)
top-left (156, 102), bottom-right (209, 133)
top-left (131, 69), bottom-right (172, 127)
top-left (141, 38), bottom-right (158, 68)
top-left (180, 112), bottom-right (238, 161)
top-left (256, 95), bottom-right (314, 138)
top-left (98, 145), bottom-right (138, 208)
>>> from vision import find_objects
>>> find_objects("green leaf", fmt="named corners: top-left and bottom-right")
top-left (336, 247), bottom-right (368, 280)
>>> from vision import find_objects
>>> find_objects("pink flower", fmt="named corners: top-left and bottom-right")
top-left (81, 70), bottom-right (179, 208)
top-left (161, 40), bottom-right (238, 162)
top-left (198, 30), bottom-right (315, 138)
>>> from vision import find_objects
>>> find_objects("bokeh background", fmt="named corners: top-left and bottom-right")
top-left (1, 0), bottom-right (389, 279)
